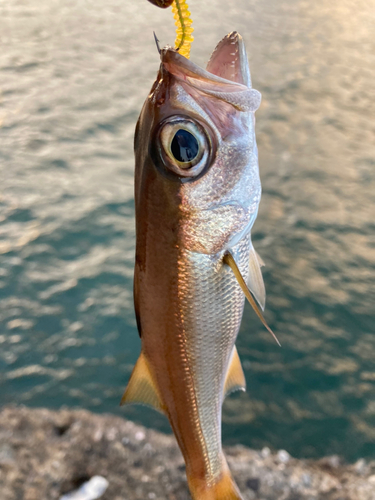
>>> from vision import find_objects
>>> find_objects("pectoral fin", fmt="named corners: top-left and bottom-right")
top-left (255, 250), bottom-right (265, 267)
top-left (248, 243), bottom-right (266, 311)
top-left (120, 352), bottom-right (166, 414)
top-left (224, 346), bottom-right (246, 398)
top-left (224, 251), bottom-right (281, 347)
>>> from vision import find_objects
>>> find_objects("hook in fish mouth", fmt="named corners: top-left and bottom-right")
top-left (153, 31), bottom-right (161, 54)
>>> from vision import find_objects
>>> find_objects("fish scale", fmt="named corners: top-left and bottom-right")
top-left (177, 235), bottom-right (251, 481)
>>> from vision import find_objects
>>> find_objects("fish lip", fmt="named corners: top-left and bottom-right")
top-left (160, 44), bottom-right (250, 90)
top-left (160, 32), bottom-right (251, 88)
top-left (160, 38), bottom-right (261, 113)
top-left (206, 31), bottom-right (252, 87)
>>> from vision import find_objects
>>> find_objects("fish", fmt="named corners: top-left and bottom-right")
top-left (122, 32), bottom-right (269, 500)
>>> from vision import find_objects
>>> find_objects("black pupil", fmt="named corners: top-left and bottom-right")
top-left (171, 129), bottom-right (199, 163)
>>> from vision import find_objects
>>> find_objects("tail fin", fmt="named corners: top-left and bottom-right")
top-left (188, 468), bottom-right (243, 500)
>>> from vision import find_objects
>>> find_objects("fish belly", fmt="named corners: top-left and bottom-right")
top-left (139, 233), bottom-right (250, 485)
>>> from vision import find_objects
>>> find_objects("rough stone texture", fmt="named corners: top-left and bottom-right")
top-left (0, 406), bottom-right (374, 500)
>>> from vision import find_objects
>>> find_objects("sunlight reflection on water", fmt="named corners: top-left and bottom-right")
top-left (0, 0), bottom-right (374, 460)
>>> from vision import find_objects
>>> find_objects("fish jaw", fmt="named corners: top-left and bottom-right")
top-left (206, 31), bottom-right (252, 87)
top-left (131, 32), bottom-right (262, 497)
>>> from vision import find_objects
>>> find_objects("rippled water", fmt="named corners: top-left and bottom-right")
top-left (0, 0), bottom-right (374, 461)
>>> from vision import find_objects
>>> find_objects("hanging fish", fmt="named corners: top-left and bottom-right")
top-left (122, 5), bottom-right (279, 499)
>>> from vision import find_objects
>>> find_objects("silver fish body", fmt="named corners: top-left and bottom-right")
top-left (124, 32), bottom-right (264, 500)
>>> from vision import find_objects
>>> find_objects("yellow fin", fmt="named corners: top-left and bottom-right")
top-left (223, 251), bottom-right (281, 347)
top-left (224, 346), bottom-right (246, 398)
top-left (120, 352), bottom-right (166, 413)
top-left (248, 243), bottom-right (266, 311)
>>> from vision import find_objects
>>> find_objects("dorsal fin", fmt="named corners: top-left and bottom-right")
top-left (248, 243), bottom-right (266, 311)
top-left (120, 352), bottom-right (166, 414)
top-left (223, 346), bottom-right (246, 399)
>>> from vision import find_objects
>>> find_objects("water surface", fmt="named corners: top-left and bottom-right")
top-left (0, 0), bottom-right (374, 461)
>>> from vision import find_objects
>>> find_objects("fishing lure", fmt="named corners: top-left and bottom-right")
top-left (147, 0), bottom-right (194, 59)
top-left (171, 0), bottom-right (194, 58)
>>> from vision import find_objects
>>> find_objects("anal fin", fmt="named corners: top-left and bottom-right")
top-left (224, 346), bottom-right (246, 398)
top-left (120, 352), bottom-right (166, 414)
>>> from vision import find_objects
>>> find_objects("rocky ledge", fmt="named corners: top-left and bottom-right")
top-left (0, 406), bottom-right (374, 500)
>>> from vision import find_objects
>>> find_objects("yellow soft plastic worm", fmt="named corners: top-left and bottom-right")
top-left (171, 0), bottom-right (194, 59)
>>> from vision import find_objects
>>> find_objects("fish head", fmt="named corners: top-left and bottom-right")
top-left (135, 32), bottom-right (262, 254)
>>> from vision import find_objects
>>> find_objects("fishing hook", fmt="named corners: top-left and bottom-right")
top-left (153, 31), bottom-right (161, 54)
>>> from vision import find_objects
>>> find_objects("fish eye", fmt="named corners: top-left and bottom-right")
top-left (171, 129), bottom-right (199, 164)
top-left (157, 117), bottom-right (210, 178)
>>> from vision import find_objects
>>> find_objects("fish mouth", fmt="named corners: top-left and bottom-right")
top-left (206, 31), bottom-right (252, 87)
top-left (160, 32), bottom-right (261, 113)
top-left (162, 32), bottom-right (251, 86)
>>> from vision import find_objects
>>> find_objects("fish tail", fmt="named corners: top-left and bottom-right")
top-left (188, 465), bottom-right (243, 500)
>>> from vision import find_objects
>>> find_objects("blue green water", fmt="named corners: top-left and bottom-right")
top-left (0, 0), bottom-right (374, 461)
